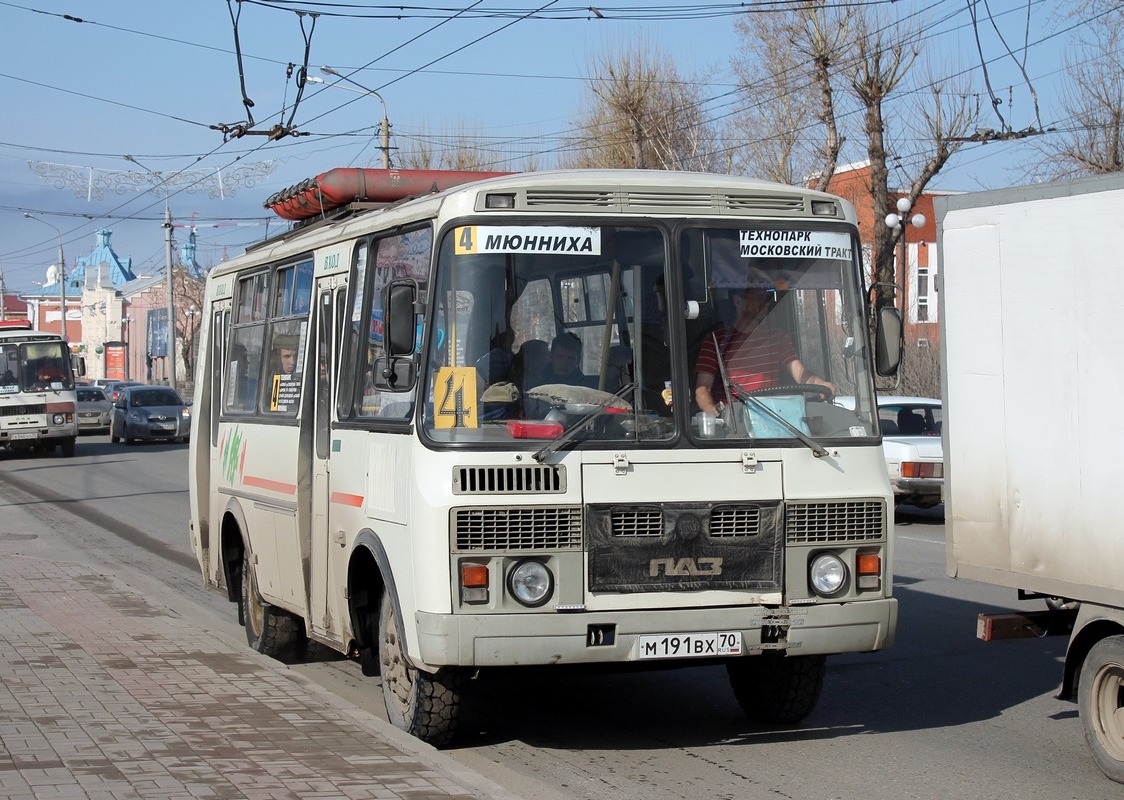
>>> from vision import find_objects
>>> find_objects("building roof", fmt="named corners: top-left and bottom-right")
top-left (24, 229), bottom-right (136, 298)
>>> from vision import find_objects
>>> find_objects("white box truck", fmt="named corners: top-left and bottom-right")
top-left (938, 172), bottom-right (1124, 783)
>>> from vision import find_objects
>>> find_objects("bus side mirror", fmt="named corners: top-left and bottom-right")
top-left (375, 279), bottom-right (419, 392)
top-left (384, 280), bottom-right (418, 359)
top-left (875, 305), bottom-right (903, 376)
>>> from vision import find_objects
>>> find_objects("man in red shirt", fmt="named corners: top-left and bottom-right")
top-left (694, 288), bottom-right (835, 415)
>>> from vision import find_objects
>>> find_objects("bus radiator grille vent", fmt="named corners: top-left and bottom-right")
top-left (724, 195), bottom-right (808, 214)
top-left (709, 505), bottom-right (762, 537)
top-left (520, 189), bottom-right (808, 216)
top-left (785, 500), bottom-right (885, 544)
top-left (453, 507), bottom-right (582, 551)
top-left (611, 507), bottom-right (663, 537)
top-left (524, 190), bottom-right (614, 208)
top-left (1, 403), bottom-right (46, 417)
top-left (453, 465), bottom-right (566, 495)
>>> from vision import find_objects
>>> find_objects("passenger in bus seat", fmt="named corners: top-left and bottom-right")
top-left (272, 334), bottom-right (300, 375)
top-left (537, 332), bottom-right (594, 389)
top-left (475, 329), bottom-right (515, 387)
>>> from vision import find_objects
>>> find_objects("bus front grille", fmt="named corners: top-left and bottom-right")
top-left (0, 403), bottom-right (46, 417)
top-left (453, 465), bottom-right (566, 495)
top-left (785, 500), bottom-right (885, 544)
top-left (710, 505), bottom-right (764, 537)
top-left (453, 506), bottom-right (582, 551)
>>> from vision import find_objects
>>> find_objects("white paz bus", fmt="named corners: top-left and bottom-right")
top-left (188, 168), bottom-right (904, 745)
top-left (0, 320), bottom-right (79, 456)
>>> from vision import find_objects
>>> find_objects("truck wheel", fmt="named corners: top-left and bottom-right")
top-left (60, 437), bottom-right (76, 457)
top-left (1079, 635), bottom-right (1124, 783)
top-left (241, 549), bottom-right (304, 660)
top-left (378, 591), bottom-right (462, 746)
top-left (726, 653), bottom-right (827, 724)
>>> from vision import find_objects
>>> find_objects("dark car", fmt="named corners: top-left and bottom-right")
top-left (106, 380), bottom-right (143, 402)
top-left (76, 386), bottom-right (112, 434)
top-left (110, 385), bottom-right (191, 445)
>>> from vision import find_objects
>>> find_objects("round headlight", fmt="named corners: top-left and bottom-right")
top-left (810, 553), bottom-right (848, 597)
top-left (52, 413), bottom-right (65, 425)
top-left (507, 560), bottom-right (553, 607)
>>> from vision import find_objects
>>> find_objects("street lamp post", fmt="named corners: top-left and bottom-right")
top-left (310, 66), bottom-right (392, 169)
top-left (885, 197), bottom-right (926, 295)
top-left (23, 213), bottom-right (67, 337)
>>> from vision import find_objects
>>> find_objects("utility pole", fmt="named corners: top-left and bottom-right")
top-left (23, 213), bottom-right (66, 336)
top-left (163, 204), bottom-right (178, 392)
top-left (0, 264), bottom-right (6, 321)
top-left (313, 67), bottom-right (392, 168)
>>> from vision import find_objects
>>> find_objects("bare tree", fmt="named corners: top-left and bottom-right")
top-left (1025, 7), bottom-right (1124, 179)
top-left (566, 42), bottom-right (720, 171)
top-left (397, 122), bottom-right (537, 173)
top-left (173, 265), bottom-right (206, 382)
top-left (728, 3), bottom-right (851, 187)
top-left (731, 5), bottom-right (977, 309)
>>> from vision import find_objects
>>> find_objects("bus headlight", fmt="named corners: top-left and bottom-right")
top-left (507, 560), bottom-right (553, 607)
top-left (52, 413), bottom-right (65, 425)
top-left (809, 553), bottom-right (848, 597)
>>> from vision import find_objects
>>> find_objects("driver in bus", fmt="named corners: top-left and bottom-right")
top-left (32, 359), bottom-right (66, 390)
top-left (694, 287), bottom-right (836, 416)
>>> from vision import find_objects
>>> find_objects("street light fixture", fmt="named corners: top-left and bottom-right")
top-left (23, 213), bottom-right (67, 337)
top-left (885, 197), bottom-right (926, 288)
top-left (309, 66), bottom-right (392, 169)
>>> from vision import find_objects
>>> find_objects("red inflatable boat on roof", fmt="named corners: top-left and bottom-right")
top-left (264, 167), bottom-right (514, 221)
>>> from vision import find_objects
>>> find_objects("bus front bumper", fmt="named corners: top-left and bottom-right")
top-left (413, 598), bottom-right (897, 669)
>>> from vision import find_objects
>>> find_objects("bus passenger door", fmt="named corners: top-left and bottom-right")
top-left (310, 287), bottom-right (345, 641)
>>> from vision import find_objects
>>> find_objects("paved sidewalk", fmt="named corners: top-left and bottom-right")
top-left (0, 553), bottom-right (510, 800)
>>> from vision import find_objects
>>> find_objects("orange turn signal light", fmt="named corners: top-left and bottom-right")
top-left (856, 553), bottom-right (881, 576)
top-left (461, 563), bottom-right (489, 587)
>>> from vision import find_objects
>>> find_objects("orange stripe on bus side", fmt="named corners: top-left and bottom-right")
top-left (330, 492), bottom-right (365, 507)
top-left (242, 475), bottom-right (297, 494)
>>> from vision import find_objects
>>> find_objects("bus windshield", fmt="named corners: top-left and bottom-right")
top-left (420, 220), bottom-right (878, 446)
top-left (0, 341), bottom-right (73, 393)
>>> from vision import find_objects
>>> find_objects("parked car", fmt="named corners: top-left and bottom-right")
top-left (106, 380), bottom-right (143, 402)
top-left (110, 385), bottom-right (191, 445)
top-left (835, 395), bottom-right (944, 508)
top-left (75, 386), bottom-right (112, 434)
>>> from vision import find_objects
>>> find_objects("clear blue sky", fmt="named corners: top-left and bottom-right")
top-left (0, 0), bottom-right (1086, 293)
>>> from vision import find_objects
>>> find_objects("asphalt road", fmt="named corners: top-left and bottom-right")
top-left (0, 437), bottom-right (1116, 799)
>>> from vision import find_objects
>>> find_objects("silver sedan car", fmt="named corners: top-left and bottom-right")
top-left (76, 386), bottom-right (112, 434)
top-left (110, 385), bottom-right (191, 445)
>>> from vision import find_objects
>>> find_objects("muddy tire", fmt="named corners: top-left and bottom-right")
top-left (1079, 635), bottom-right (1124, 783)
top-left (241, 548), bottom-right (304, 660)
top-left (378, 591), bottom-right (462, 746)
top-left (726, 653), bottom-right (827, 725)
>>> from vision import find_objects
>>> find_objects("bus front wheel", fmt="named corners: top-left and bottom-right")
top-left (241, 548), bottom-right (304, 660)
top-left (726, 653), bottom-right (826, 724)
top-left (378, 591), bottom-right (462, 746)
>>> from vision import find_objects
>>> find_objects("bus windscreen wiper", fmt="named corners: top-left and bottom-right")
top-left (532, 382), bottom-right (636, 463)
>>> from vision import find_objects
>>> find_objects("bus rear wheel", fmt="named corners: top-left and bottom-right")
top-left (378, 591), bottom-right (462, 746)
top-left (241, 548), bottom-right (304, 660)
top-left (1079, 635), bottom-right (1124, 783)
top-left (726, 653), bottom-right (826, 724)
